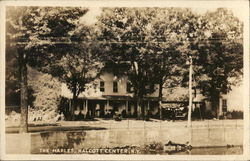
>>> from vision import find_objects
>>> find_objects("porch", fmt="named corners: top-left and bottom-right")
top-left (61, 96), bottom-right (159, 120)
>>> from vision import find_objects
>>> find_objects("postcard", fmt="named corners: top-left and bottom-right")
top-left (1, 0), bottom-right (249, 160)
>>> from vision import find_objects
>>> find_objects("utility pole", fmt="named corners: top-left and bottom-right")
top-left (187, 56), bottom-right (193, 145)
top-left (187, 56), bottom-right (193, 128)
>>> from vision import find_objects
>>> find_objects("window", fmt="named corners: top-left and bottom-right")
top-left (222, 99), bottom-right (227, 107)
top-left (145, 84), bottom-right (154, 92)
top-left (150, 84), bottom-right (154, 91)
top-left (100, 81), bottom-right (105, 92)
top-left (113, 81), bottom-right (118, 93)
top-left (222, 99), bottom-right (227, 112)
top-left (127, 82), bottom-right (132, 93)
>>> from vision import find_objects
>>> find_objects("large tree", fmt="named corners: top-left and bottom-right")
top-left (195, 8), bottom-right (243, 117)
top-left (97, 8), bottom-right (158, 119)
top-left (37, 17), bottom-right (103, 120)
top-left (140, 8), bottom-right (202, 119)
top-left (6, 6), bottom-right (87, 132)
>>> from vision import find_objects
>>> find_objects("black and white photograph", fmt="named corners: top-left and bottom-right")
top-left (1, 0), bottom-right (249, 160)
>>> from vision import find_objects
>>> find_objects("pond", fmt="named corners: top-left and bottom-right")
top-left (30, 130), bottom-right (243, 155)
top-left (142, 146), bottom-right (243, 155)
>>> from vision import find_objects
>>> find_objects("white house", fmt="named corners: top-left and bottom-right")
top-left (61, 71), bottom-right (160, 119)
top-left (61, 70), bottom-right (243, 119)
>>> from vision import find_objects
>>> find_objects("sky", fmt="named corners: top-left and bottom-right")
top-left (79, 6), bottom-right (245, 26)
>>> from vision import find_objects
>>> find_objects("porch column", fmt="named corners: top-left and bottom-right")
top-left (107, 100), bottom-right (110, 109)
top-left (219, 98), bottom-right (223, 117)
top-left (147, 101), bottom-right (150, 116)
top-left (69, 99), bottom-right (73, 114)
top-left (82, 99), bottom-right (85, 115)
top-left (107, 100), bottom-right (110, 117)
top-left (126, 100), bottom-right (129, 114)
top-left (85, 100), bottom-right (88, 116)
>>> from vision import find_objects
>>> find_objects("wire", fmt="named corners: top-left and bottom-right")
top-left (7, 39), bottom-right (242, 45)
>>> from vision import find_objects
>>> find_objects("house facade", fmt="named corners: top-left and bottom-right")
top-left (218, 84), bottom-right (244, 116)
top-left (61, 70), bottom-right (243, 120)
top-left (61, 71), bottom-right (160, 119)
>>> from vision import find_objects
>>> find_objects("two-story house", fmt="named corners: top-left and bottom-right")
top-left (61, 71), bottom-right (160, 119)
top-left (60, 61), bottom-right (244, 120)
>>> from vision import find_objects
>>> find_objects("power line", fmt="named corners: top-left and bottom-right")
top-left (7, 39), bottom-right (242, 45)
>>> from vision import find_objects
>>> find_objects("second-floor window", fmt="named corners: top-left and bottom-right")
top-left (100, 81), bottom-right (105, 92)
top-left (222, 99), bottom-right (227, 107)
top-left (222, 99), bottom-right (227, 112)
top-left (113, 81), bottom-right (118, 93)
top-left (127, 82), bottom-right (132, 93)
top-left (145, 84), bottom-right (154, 92)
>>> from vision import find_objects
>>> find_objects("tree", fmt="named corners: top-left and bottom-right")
top-left (140, 8), bottom-right (201, 119)
top-left (6, 45), bottom-right (20, 106)
top-left (30, 8), bottom-right (103, 119)
top-left (195, 8), bottom-right (243, 117)
top-left (97, 8), bottom-right (158, 119)
top-left (6, 6), bottom-right (87, 132)
top-left (47, 41), bottom-right (103, 119)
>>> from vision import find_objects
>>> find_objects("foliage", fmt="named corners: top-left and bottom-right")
top-left (28, 7), bottom-right (104, 116)
top-left (28, 67), bottom-right (61, 111)
top-left (226, 110), bottom-right (243, 119)
top-left (98, 7), bottom-right (158, 95)
top-left (194, 8), bottom-right (243, 116)
top-left (97, 8), bottom-right (209, 119)
top-left (143, 142), bottom-right (164, 152)
top-left (6, 6), bottom-right (243, 124)
top-left (143, 8), bottom-right (202, 87)
top-left (97, 8), bottom-right (168, 119)
top-left (6, 6), bottom-right (89, 131)
top-left (5, 111), bottom-right (20, 123)
top-left (204, 110), bottom-right (217, 119)
top-left (5, 45), bottom-right (20, 106)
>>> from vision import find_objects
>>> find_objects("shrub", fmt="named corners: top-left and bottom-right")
top-left (226, 110), bottom-right (243, 119)
top-left (5, 111), bottom-right (20, 122)
top-left (204, 110), bottom-right (215, 119)
top-left (143, 141), bottom-right (164, 152)
top-left (28, 69), bottom-right (62, 122)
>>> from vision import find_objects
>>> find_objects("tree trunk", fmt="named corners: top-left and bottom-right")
top-left (72, 90), bottom-right (77, 120)
top-left (211, 90), bottom-right (220, 118)
top-left (158, 79), bottom-right (163, 120)
top-left (137, 98), bottom-right (142, 119)
top-left (19, 56), bottom-right (28, 133)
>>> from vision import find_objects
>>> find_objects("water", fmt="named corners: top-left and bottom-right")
top-left (177, 146), bottom-right (243, 155)
top-left (142, 147), bottom-right (243, 155)
top-left (31, 131), bottom-right (243, 155)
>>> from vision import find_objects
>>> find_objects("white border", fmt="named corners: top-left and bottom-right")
top-left (0, 0), bottom-right (249, 160)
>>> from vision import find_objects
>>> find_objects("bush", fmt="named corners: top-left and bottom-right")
top-left (204, 110), bottom-right (216, 119)
top-left (143, 142), bottom-right (163, 152)
top-left (27, 69), bottom-right (62, 123)
top-left (28, 69), bottom-right (61, 113)
top-left (226, 110), bottom-right (243, 119)
top-left (28, 108), bottom-right (64, 123)
top-left (113, 113), bottom-right (122, 121)
top-left (5, 111), bottom-right (20, 122)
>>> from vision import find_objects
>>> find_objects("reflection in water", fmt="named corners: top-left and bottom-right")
top-left (38, 131), bottom-right (87, 153)
top-left (35, 131), bottom-right (243, 155)
top-left (141, 146), bottom-right (243, 155)
top-left (66, 131), bottom-right (86, 148)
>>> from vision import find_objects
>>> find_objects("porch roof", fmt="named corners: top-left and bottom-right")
top-left (74, 95), bottom-right (159, 101)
